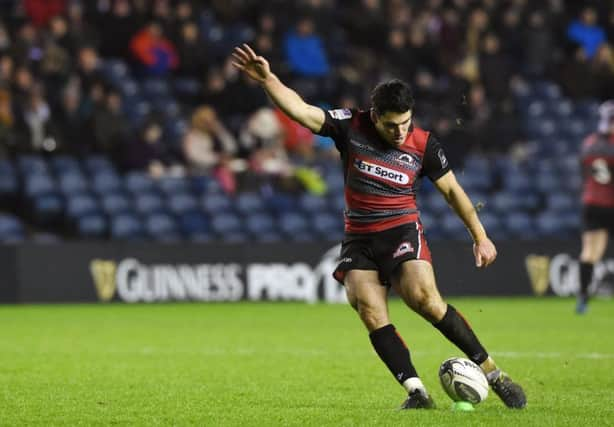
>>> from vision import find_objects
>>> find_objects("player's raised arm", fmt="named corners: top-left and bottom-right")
top-left (231, 44), bottom-right (325, 133)
top-left (433, 171), bottom-right (497, 268)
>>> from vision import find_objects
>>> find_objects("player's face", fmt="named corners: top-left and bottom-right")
top-left (372, 110), bottom-right (413, 146)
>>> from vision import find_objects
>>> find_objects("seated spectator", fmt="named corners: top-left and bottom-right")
top-left (566, 7), bottom-right (606, 60)
top-left (0, 87), bottom-right (15, 155)
top-left (183, 105), bottom-right (240, 193)
top-left (91, 89), bottom-right (129, 161)
top-left (590, 44), bottom-right (614, 101)
top-left (53, 83), bottom-right (91, 154)
top-left (121, 119), bottom-right (174, 178)
top-left (240, 107), bottom-right (292, 178)
top-left (130, 21), bottom-right (178, 76)
top-left (174, 21), bottom-right (208, 78)
top-left (15, 83), bottom-right (57, 153)
top-left (283, 17), bottom-right (329, 77)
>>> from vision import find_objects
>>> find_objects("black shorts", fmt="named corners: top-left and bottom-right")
top-left (333, 222), bottom-right (432, 287)
top-left (582, 205), bottom-right (614, 232)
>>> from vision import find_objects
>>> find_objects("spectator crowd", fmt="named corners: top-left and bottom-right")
top-left (0, 0), bottom-right (612, 188)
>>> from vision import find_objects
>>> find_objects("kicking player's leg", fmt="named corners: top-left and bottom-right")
top-left (391, 260), bottom-right (526, 409)
top-left (344, 269), bottom-right (434, 409)
top-left (577, 229), bottom-right (609, 314)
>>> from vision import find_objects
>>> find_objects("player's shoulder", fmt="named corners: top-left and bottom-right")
top-left (401, 125), bottom-right (431, 152)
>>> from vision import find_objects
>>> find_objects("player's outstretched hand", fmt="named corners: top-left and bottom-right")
top-left (473, 237), bottom-right (497, 268)
top-left (231, 44), bottom-right (272, 84)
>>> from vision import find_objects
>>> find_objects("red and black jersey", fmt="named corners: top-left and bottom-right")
top-left (317, 108), bottom-right (450, 233)
top-left (581, 132), bottom-right (614, 208)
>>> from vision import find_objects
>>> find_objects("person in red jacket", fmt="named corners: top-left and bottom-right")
top-left (576, 100), bottom-right (614, 314)
top-left (231, 43), bottom-right (527, 411)
top-left (130, 21), bottom-right (178, 76)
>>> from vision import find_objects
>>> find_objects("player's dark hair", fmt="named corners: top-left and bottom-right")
top-left (371, 79), bottom-right (415, 115)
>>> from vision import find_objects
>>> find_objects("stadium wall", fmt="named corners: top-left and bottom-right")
top-left (1, 241), bottom-right (613, 303)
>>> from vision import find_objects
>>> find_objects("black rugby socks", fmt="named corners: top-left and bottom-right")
top-left (579, 261), bottom-right (594, 297)
top-left (433, 304), bottom-right (489, 365)
top-left (369, 324), bottom-right (419, 385)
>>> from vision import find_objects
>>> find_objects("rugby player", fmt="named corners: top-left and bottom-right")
top-left (232, 44), bottom-right (526, 409)
top-left (577, 100), bottom-right (614, 314)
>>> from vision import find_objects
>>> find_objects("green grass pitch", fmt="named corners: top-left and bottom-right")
top-left (1, 298), bottom-right (613, 426)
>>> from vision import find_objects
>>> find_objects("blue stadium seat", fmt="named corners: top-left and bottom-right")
top-left (178, 211), bottom-right (210, 236)
top-left (551, 98), bottom-right (574, 118)
top-left (245, 212), bottom-right (275, 237)
top-left (174, 77), bottom-right (202, 97)
top-left (532, 81), bottom-right (562, 100)
top-left (134, 192), bottom-right (166, 215)
top-left (0, 213), bottom-right (24, 242)
top-left (298, 194), bottom-right (328, 213)
top-left (50, 155), bottom-right (81, 174)
top-left (279, 211), bottom-right (309, 236)
top-left (574, 101), bottom-right (599, 120)
top-left (168, 193), bottom-right (199, 215)
top-left (83, 155), bottom-right (115, 174)
top-left (91, 172), bottom-right (123, 195)
top-left (157, 176), bottom-right (191, 195)
top-left (110, 214), bottom-right (144, 240)
top-left (66, 194), bottom-right (100, 218)
top-left (100, 193), bottom-right (133, 216)
top-left (0, 160), bottom-right (18, 197)
top-left (503, 212), bottom-right (535, 239)
top-left (142, 78), bottom-right (170, 98)
top-left (210, 212), bottom-right (243, 235)
top-left (324, 170), bottom-right (344, 193)
top-left (327, 193), bottom-right (345, 215)
top-left (145, 213), bottom-right (180, 241)
top-left (311, 212), bottom-right (343, 240)
top-left (100, 58), bottom-right (129, 83)
top-left (124, 172), bottom-right (157, 194)
top-left (546, 193), bottom-right (575, 212)
top-left (77, 214), bottom-right (108, 238)
top-left (440, 212), bottom-right (466, 239)
top-left (456, 171), bottom-right (491, 192)
top-left (423, 192), bottom-right (449, 216)
top-left (17, 154), bottom-right (48, 174)
top-left (419, 212), bottom-right (438, 231)
top-left (58, 172), bottom-right (88, 194)
top-left (24, 174), bottom-right (56, 197)
top-left (534, 211), bottom-right (566, 237)
top-left (201, 193), bottom-right (233, 214)
top-left (235, 192), bottom-right (266, 214)
top-left (535, 171), bottom-right (561, 194)
top-left (491, 193), bottom-right (522, 213)
top-left (503, 170), bottom-right (532, 194)
top-left (31, 194), bottom-right (63, 224)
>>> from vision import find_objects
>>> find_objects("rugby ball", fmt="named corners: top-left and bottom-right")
top-left (439, 357), bottom-right (489, 404)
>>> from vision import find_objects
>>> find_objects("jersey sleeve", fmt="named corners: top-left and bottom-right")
top-left (421, 135), bottom-right (451, 181)
top-left (315, 108), bottom-right (354, 152)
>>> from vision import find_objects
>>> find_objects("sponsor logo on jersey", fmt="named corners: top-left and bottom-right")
top-left (328, 108), bottom-right (352, 120)
top-left (393, 241), bottom-right (414, 258)
top-left (398, 153), bottom-right (417, 167)
top-left (354, 159), bottom-right (409, 184)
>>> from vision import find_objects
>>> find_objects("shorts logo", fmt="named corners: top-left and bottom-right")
top-left (354, 159), bottom-right (409, 184)
top-left (393, 242), bottom-right (414, 258)
top-left (328, 109), bottom-right (352, 120)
